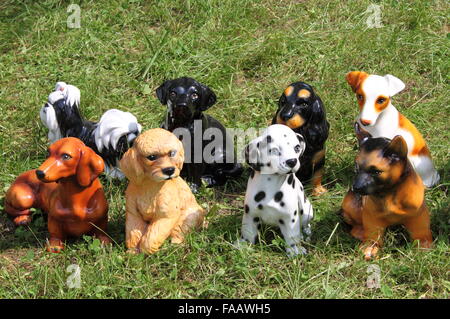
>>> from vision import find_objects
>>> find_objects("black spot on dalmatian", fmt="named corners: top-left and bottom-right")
top-left (257, 142), bottom-right (260, 148)
top-left (274, 191), bottom-right (283, 202)
top-left (258, 204), bottom-right (263, 210)
top-left (292, 219), bottom-right (295, 223)
top-left (254, 217), bottom-right (260, 223)
top-left (292, 179), bottom-right (295, 189)
top-left (290, 243), bottom-right (295, 247)
top-left (280, 202), bottom-right (285, 207)
top-left (279, 219), bottom-right (284, 225)
top-left (267, 177), bottom-right (271, 181)
top-left (294, 210), bottom-right (297, 216)
top-left (244, 205), bottom-right (249, 214)
top-left (266, 135), bottom-right (272, 143)
top-left (266, 162), bottom-right (271, 167)
top-left (300, 185), bottom-right (303, 191)
top-left (257, 223), bottom-right (262, 230)
top-left (300, 209), bottom-right (303, 215)
top-left (254, 191), bottom-right (265, 202)
top-left (287, 174), bottom-right (294, 185)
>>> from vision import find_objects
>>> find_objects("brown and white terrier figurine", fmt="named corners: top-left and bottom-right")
top-left (120, 128), bottom-right (205, 254)
top-left (4, 137), bottom-right (110, 253)
top-left (341, 123), bottom-right (433, 260)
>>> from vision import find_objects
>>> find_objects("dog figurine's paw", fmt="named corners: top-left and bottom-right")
top-left (13, 215), bottom-right (32, 226)
top-left (126, 247), bottom-right (140, 254)
top-left (312, 185), bottom-right (327, 196)
top-left (361, 245), bottom-right (379, 261)
top-left (46, 244), bottom-right (64, 253)
top-left (201, 175), bottom-right (218, 187)
top-left (233, 238), bottom-right (253, 251)
top-left (286, 244), bottom-right (307, 257)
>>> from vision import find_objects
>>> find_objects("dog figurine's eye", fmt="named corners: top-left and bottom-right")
top-left (169, 92), bottom-right (177, 98)
top-left (62, 153), bottom-right (72, 160)
top-left (147, 154), bottom-right (158, 161)
top-left (169, 150), bottom-right (177, 157)
top-left (370, 169), bottom-right (382, 176)
top-left (294, 145), bottom-right (302, 153)
top-left (376, 97), bottom-right (386, 104)
top-left (357, 94), bottom-right (364, 101)
top-left (269, 148), bottom-right (280, 156)
top-left (191, 93), bottom-right (199, 100)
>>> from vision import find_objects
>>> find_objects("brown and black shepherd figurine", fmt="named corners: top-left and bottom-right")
top-left (341, 123), bottom-right (433, 260)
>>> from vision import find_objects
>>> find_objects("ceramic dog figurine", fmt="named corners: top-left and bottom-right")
top-left (40, 82), bottom-right (142, 179)
top-left (4, 137), bottom-right (110, 252)
top-left (273, 82), bottom-right (329, 196)
top-left (341, 123), bottom-right (433, 260)
top-left (120, 128), bottom-right (205, 254)
top-left (156, 77), bottom-right (242, 190)
top-left (240, 124), bottom-right (313, 256)
top-left (346, 71), bottom-right (440, 187)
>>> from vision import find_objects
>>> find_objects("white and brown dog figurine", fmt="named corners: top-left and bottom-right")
top-left (120, 128), bottom-right (205, 254)
top-left (346, 71), bottom-right (440, 187)
top-left (241, 124), bottom-right (313, 256)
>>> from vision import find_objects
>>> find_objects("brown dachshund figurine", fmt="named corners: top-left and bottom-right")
top-left (120, 128), bottom-right (205, 254)
top-left (4, 137), bottom-right (110, 252)
top-left (341, 123), bottom-right (432, 260)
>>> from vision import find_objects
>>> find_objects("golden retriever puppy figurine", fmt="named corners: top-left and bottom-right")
top-left (120, 128), bottom-right (205, 254)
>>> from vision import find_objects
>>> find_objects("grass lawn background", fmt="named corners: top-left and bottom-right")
top-left (0, 0), bottom-right (448, 298)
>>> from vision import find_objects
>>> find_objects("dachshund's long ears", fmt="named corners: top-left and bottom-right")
top-left (77, 146), bottom-right (104, 187)
top-left (119, 147), bottom-right (144, 184)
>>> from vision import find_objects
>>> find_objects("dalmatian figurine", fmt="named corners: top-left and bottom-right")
top-left (241, 124), bottom-right (313, 256)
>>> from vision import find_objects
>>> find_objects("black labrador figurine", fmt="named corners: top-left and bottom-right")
top-left (156, 77), bottom-right (242, 190)
top-left (272, 82), bottom-right (330, 196)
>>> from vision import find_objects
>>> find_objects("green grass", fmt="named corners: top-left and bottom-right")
top-left (0, 0), bottom-right (448, 298)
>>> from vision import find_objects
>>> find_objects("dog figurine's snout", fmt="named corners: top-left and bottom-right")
top-left (162, 167), bottom-right (176, 176)
top-left (280, 108), bottom-right (294, 121)
top-left (36, 170), bottom-right (45, 180)
top-left (360, 119), bottom-right (372, 126)
top-left (285, 158), bottom-right (298, 168)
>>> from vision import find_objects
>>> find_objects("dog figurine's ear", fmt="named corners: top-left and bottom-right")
top-left (384, 135), bottom-right (408, 160)
top-left (156, 80), bottom-right (172, 105)
top-left (174, 139), bottom-right (185, 171)
top-left (77, 146), bottom-right (104, 187)
top-left (119, 148), bottom-right (144, 184)
top-left (355, 122), bottom-right (372, 146)
top-left (295, 134), bottom-right (306, 157)
top-left (244, 142), bottom-right (260, 171)
top-left (310, 96), bottom-right (326, 123)
top-left (346, 71), bottom-right (368, 92)
top-left (384, 74), bottom-right (405, 97)
top-left (199, 83), bottom-right (217, 111)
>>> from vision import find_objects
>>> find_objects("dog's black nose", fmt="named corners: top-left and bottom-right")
top-left (162, 167), bottom-right (175, 176)
top-left (285, 158), bottom-right (297, 168)
top-left (36, 170), bottom-right (45, 180)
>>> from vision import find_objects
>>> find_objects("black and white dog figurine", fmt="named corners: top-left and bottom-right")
top-left (156, 77), bottom-right (242, 190)
top-left (241, 124), bottom-right (313, 256)
top-left (40, 82), bottom-right (141, 178)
